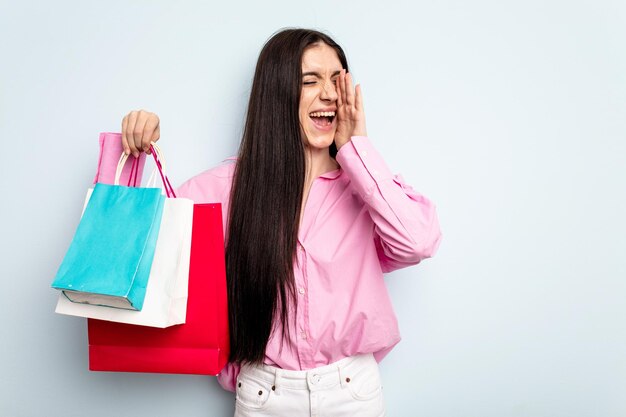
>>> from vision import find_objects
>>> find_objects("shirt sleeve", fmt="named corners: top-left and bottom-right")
top-left (216, 362), bottom-right (241, 392)
top-left (335, 136), bottom-right (442, 272)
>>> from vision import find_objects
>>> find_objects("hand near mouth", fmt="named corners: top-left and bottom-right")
top-left (334, 69), bottom-right (367, 150)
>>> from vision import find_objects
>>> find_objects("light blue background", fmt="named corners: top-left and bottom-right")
top-left (1, 1), bottom-right (625, 416)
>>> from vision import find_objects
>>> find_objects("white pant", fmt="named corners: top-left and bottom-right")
top-left (233, 353), bottom-right (386, 417)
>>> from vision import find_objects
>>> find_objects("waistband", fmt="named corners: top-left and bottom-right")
top-left (239, 353), bottom-right (377, 394)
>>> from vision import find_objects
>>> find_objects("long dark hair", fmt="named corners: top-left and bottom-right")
top-left (225, 28), bottom-right (349, 365)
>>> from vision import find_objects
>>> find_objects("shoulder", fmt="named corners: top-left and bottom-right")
top-left (175, 157), bottom-right (236, 203)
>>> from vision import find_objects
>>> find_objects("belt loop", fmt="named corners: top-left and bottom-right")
top-left (273, 368), bottom-right (283, 395)
top-left (338, 361), bottom-right (349, 389)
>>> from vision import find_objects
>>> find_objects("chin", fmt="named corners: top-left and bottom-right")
top-left (306, 138), bottom-right (335, 150)
top-left (303, 130), bottom-right (336, 150)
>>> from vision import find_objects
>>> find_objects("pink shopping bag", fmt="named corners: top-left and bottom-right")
top-left (93, 132), bottom-right (147, 185)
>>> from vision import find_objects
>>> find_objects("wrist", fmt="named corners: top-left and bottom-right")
top-left (335, 137), bottom-right (349, 150)
top-left (353, 128), bottom-right (367, 138)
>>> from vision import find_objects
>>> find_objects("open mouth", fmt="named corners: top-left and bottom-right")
top-left (309, 111), bottom-right (336, 129)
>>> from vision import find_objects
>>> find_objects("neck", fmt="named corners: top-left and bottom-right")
top-left (303, 146), bottom-right (339, 184)
top-left (300, 145), bottom-right (338, 224)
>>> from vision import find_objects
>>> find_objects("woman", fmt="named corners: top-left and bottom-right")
top-left (121, 28), bottom-right (441, 417)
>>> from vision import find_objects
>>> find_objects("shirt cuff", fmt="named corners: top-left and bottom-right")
top-left (216, 362), bottom-right (240, 392)
top-left (335, 136), bottom-right (394, 201)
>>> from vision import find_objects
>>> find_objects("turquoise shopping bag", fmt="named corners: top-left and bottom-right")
top-left (52, 182), bottom-right (165, 311)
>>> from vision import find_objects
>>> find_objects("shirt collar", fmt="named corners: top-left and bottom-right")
top-left (224, 157), bottom-right (343, 180)
top-left (319, 167), bottom-right (343, 180)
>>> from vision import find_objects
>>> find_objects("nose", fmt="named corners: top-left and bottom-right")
top-left (320, 78), bottom-right (338, 101)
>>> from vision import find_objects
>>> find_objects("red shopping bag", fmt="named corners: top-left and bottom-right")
top-left (87, 203), bottom-right (229, 375)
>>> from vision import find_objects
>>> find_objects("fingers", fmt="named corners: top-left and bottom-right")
top-left (126, 111), bottom-right (140, 157)
top-left (336, 73), bottom-right (343, 107)
top-left (355, 84), bottom-right (364, 112)
top-left (335, 70), bottom-right (367, 140)
top-left (121, 110), bottom-right (160, 157)
top-left (337, 69), bottom-right (355, 110)
top-left (345, 72), bottom-right (355, 107)
top-left (143, 118), bottom-right (160, 155)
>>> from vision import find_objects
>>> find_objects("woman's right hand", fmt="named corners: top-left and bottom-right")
top-left (121, 110), bottom-right (160, 157)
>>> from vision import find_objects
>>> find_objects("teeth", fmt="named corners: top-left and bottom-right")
top-left (309, 111), bottom-right (336, 117)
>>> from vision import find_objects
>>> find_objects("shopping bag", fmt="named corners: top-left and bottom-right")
top-left (88, 203), bottom-right (229, 375)
top-left (55, 146), bottom-right (194, 327)
top-left (93, 132), bottom-right (147, 185)
top-left (51, 147), bottom-right (168, 311)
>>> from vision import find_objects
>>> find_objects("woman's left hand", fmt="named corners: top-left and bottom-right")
top-left (334, 69), bottom-right (367, 150)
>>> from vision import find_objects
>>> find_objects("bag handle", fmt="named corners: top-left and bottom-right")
top-left (128, 155), bottom-right (139, 187)
top-left (149, 142), bottom-right (176, 198)
top-left (113, 143), bottom-right (176, 198)
top-left (114, 153), bottom-right (139, 187)
top-left (144, 141), bottom-right (169, 188)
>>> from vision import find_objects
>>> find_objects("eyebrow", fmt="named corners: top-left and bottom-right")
top-left (302, 70), bottom-right (342, 77)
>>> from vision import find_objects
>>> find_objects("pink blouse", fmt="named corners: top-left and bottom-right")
top-left (176, 136), bottom-right (442, 392)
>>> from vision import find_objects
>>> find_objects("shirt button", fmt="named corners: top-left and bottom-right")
top-left (298, 287), bottom-right (305, 294)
